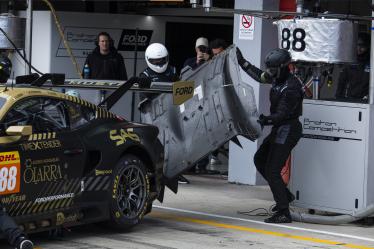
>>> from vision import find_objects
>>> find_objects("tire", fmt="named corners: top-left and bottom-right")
top-left (109, 154), bottom-right (150, 230)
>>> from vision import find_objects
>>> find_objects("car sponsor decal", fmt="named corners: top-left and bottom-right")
top-left (110, 128), bottom-right (140, 146)
top-left (173, 80), bottom-right (195, 105)
top-left (0, 151), bottom-right (21, 195)
top-left (20, 139), bottom-right (62, 151)
top-left (95, 169), bottom-right (112, 176)
top-left (23, 158), bottom-right (63, 184)
top-left (34, 193), bottom-right (75, 204)
top-left (56, 211), bottom-right (83, 226)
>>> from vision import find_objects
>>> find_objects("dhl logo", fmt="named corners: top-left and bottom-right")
top-left (0, 152), bottom-right (18, 163)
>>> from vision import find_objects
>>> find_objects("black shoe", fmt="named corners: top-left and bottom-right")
top-left (178, 175), bottom-right (190, 184)
top-left (15, 237), bottom-right (34, 249)
top-left (271, 190), bottom-right (295, 213)
top-left (264, 211), bottom-right (292, 223)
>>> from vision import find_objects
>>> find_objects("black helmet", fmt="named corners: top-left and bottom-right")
top-left (0, 55), bottom-right (11, 83)
top-left (264, 48), bottom-right (291, 68)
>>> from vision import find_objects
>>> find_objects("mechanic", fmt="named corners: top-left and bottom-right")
top-left (207, 38), bottom-right (228, 167)
top-left (236, 47), bottom-right (304, 223)
top-left (83, 32), bottom-right (127, 80)
top-left (335, 32), bottom-right (370, 102)
top-left (138, 43), bottom-right (189, 184)
top-left (138, 42), bottom-right (179, 110)
top-left (0, 55), bottom-right (34, 249)
top-left (210, 38), bottom-right (228, 57)
top-left (183, 37), bottom-right (211, 70)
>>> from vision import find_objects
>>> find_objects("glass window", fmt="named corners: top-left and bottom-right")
top-left (65, 101), bottom-right (96, 130)
top-left (2, 97), bottom-right (69, 133)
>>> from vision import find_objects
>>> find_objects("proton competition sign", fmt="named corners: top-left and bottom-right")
top-left (275, 19), bottom-right (356, 63)
top-left (239, 15), bottom-right (255, 40)
top-left (56, 27), bottom-right (153, 58)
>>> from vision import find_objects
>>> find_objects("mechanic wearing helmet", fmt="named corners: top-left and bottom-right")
top-left (138, 42), bottom-right (179, 109)
top-left (83, 32), bottom-right (127, 80)
top-left (0, 55), bottom-right (34, 248)
top-left (138, 43), bottom-right (190, 184)
top-left (236, 47), bottom-right (304, 223)
top-left (335, 32), bottom-right (370, 102)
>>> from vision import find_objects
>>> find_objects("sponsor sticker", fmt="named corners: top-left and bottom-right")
top-left (173, 81), bottom-right (195, 105)
top-left (110, 129), bottom-right (140, 146)
top-left (0, 151), bottom-right (21, 195)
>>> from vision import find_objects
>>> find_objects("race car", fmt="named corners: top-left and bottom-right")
top-left (0, 84), bottom-right (167, 235)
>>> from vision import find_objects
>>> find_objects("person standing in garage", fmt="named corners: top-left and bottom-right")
top-left (83, 32), bottom-right (127, 80)
top-left (183, 37), bottom-right (211, 70)
top-left (236, 47), bottom-right (304, 223)
top-left (335, 32), bottom-right (371, 102)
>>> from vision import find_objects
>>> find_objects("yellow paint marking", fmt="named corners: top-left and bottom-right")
top-left (150, 212), bottom-right (374, 249)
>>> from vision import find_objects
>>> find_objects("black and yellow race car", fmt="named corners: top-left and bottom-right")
top-left (0, 77), bottom-right (193, 235)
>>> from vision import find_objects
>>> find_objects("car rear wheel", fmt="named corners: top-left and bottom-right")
top-left (109, 154), bottom-right (150, 229)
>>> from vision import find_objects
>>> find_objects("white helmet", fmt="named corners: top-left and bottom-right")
top-left (145, 43), bottom-right (169, 73)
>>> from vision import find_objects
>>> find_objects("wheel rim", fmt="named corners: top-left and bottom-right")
top-left (116, 164), bottom-right (147, 219)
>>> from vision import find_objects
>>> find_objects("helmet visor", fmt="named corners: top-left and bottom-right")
top-left (148, 56), bottom-right (168, 67)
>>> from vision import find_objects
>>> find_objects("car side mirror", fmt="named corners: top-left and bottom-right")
top-left (6, 126), bottom-right (33, 136)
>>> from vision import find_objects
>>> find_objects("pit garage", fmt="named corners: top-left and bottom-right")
top-left (2, 0), bottom-right (374, 248)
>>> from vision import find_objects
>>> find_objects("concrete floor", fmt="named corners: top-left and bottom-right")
top-left (10, 174), bottom-right (374, 249)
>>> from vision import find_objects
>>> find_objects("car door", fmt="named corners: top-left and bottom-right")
top-left (0, 97), bottom-right (86, 215)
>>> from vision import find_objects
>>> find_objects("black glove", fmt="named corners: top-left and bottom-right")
top-left (257, 114), bottom-right (272, 127)
top-left (137, 77), bottom-right (152, 88)
top-left (236, 47), bottom-right (246, 66)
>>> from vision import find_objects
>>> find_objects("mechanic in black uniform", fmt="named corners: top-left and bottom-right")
top-left (335, 32), bottom-right (370, 102)
top-left (83, 32), bottom-right (127, 80)
top-left (236, 48), bottom-right (304, 223)
top-left (0, 55), bottom-right (34, 249)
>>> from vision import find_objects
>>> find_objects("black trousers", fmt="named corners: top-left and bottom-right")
top-left (254, 120), bottom-right (302, 210)
top-left (0, 205), bottom-right (24, 246)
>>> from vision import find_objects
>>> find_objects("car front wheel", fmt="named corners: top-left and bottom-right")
top-left (109, 154), bottom-right (150, 229)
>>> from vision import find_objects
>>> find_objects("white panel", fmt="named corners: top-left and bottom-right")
top-left (291, 100), bottom-right (367, 214)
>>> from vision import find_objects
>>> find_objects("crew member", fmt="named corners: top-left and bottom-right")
top-left (83, 32), bottom-right (127, 80)
top-left (237, 47), bottom-right (304, 223)
top-left (138, 43), bottom-right (190, 184)
top-left (183, 37), bottom-right (211, 70)
top-left (138, 42), bottom-right (178, 109)
top-left (335, 32), bottom-right (371, 102)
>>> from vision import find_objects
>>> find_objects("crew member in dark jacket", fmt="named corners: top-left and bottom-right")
top-left (83, 32), bottom-right (127, 80)
top-left (237, 47), bottom-right (304, 223)
top-left (138, 42), bottom-right (178, 108)
top-left (335, 32), bottom-right (370, 102)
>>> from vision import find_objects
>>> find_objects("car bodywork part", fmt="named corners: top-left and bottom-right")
top-left (141, 46), bottom-right (262, 179)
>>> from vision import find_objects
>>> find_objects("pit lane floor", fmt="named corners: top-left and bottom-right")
top-left (7, 174), bottom-right (374, 249)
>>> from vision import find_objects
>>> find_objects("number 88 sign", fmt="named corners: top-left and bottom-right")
top-left (275, 19), bottom-right (357, 64)
top-left (0, 151), bottom-right (20, 195)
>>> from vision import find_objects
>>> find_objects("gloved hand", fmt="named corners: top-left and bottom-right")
top-left (257, 114), bottom-right (272, 127)
top-left (137, 97), bottom-right (150, 113)
top-left (137, 77), bottom-right (152, 88)
top-left (236, 47), bottom-right (246, 66)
